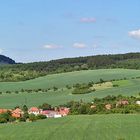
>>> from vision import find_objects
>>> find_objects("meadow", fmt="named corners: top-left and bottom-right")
top-left (0, 69), bottom-right (140, 92)
top-left (0, 69), bottom-right (140, 140)
top-left (0, 114), bottom-right (139, 140)
top-left (0, 69), bottom-right (140, 108)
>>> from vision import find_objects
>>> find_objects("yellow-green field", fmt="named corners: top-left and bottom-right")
top-left (0, 69), bottom-right (140, 108)
top-left (0, 69), bottom-right (140, 92)
top-left (0, 114), bottom-right (139, 140)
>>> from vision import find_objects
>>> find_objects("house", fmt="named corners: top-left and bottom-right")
top-left (136, 101), bottom-right (140, 105)
top-left (105, 104), bottom-right (112, 110)
top-left (41, 110), bottom-right (61, 118)
top-left (12, 108), bottom-right (23, 118)
top-left (90, 105), bottom-right (96, 109)
top-left (116, 100), bottom-right (129, 107)
top-left (0, 109), bottom-right (8, 114)
top-left (59, 107), bottom-right (70, 116)
top-left (28, 107), bottom-right (40, 116)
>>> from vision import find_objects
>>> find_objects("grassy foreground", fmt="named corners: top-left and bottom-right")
top-left (0, 114), bottom-right (139, 140)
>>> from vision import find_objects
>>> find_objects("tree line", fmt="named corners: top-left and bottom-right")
top-left (1, 52), bottom-right (140, 81)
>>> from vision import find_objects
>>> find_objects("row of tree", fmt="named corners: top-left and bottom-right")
top-left (1, 52), bottom-right (140, 81)
top-left (63, 95), bottom-right (140, 114)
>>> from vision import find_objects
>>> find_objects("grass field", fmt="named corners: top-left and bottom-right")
top-left (0, 69), bottom-right (140, 108)
top-left (0, 69), bottom-right (140, 92)
top-left (0, 69), bottom-right (140, 140)
top-left (0, 114), bottom-right (139, 140)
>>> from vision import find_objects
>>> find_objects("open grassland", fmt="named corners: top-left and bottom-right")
top-left (0, 69), bottom-right (140, 92)
top-left (0, 114), bottom-right (139, 140)
top-left (0, 69), bottom-right (140, 108)
top-left (0, 78), bottom-right (140, 108)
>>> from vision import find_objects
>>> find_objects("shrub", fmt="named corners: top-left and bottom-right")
top-left (36, 114), bottom-right (46, 120)
top-left (0, 118), bottom-right (7, 123)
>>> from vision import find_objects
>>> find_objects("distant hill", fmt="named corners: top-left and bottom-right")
top-left (0, 55), bottom-right (15, 64)
top-left (1, 52), bottom-right (140, 81)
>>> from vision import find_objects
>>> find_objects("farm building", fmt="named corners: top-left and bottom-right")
top-left (136, 101), bottom-right (140, 105)
top-left (90, 105), bottom-right (96, 109)
top-left (116, 100), bottom-right (129, 107)
top-left (105, 104), bottom-right (112, 110)
top-left (28, 107), bottom-right (40, 116)
top-left (59, 107), bottom-right (70, 116)
top-left (12, 108), bottom-right (23, 118)
top-left (0, 109), bottom-right (9, 114)
top-left (41, 110), bottom-right (61, 118)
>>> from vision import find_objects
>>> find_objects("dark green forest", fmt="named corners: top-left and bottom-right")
top-left (1, 52), bottom-right (140, 81)
top-left (0, 55), bottom-right (15, 64)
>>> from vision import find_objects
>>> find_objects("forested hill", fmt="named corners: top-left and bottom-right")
top-left (1, 52), bottom-right (140, 81)
top-left (0, 55), bottom-right (15, 64)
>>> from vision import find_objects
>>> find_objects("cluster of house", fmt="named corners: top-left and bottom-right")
top-left (0, 107), bottom-right (70, 119)
top-left (28, 107), bottom-right (70, 118)
top-left (91, 100), bottom-right (140, 110)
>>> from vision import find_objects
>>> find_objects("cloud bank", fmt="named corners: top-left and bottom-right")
top-left (129, 29), bottom-right (140, 39)
top-left (43, 44), bottom-right (62, 49)
top-left (73, 43), bottom-right (86, 48)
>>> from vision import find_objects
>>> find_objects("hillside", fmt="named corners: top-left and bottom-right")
top-left (1, 52), bottom-right (140, 81)
top-left (0, 55), bottom-right (15, 64)
top-left (0, 69), bottom-right (140, 108)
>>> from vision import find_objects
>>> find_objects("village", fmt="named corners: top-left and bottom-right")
top-left (0, 105), bottom-right (70, 123)
top-left (0, 95), bottom-right (140, 124)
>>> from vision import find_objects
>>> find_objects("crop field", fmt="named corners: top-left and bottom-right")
top-left (0, 114), bottom-right (139, 140)
top-left (0, 69), bottom-right (140, 92)
top-left (0, 69), bottom-right (140, 108)
top-left (0, 69), bottom-right (140, 140)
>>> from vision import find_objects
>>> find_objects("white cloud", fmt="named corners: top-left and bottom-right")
top-left (129, 29), bottom-right (140, 39)
top-left (0, 48), bottom-right (3, 54)
top-left (80, 17), bottom-right (96, 23)
top-left (73, 43), bottom-right (86, 48)
top-left (43, 44), bottom-right (62, 49)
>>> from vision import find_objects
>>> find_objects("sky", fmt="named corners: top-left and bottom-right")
top-left (0, 0), bottom-right (140, 62)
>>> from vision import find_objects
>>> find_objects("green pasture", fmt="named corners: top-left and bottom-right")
top-left (0, 69), bottom-right (140, 108)
top-left (0, 114), bottom-right (139, 140)
top-left (0, 79), bottom-right (140, 108)
top-left (0, 69), bottom-right (140, 92)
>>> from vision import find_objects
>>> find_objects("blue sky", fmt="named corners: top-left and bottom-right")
top-left (0, 0), bottom-right (140, 62)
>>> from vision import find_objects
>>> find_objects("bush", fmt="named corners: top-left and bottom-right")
top-left (0, 118), bottom-right (7, 123)
top-left (36, 114), bottom-right (46, 120)
top-left (29, 114), bottom-right (36, 122)
top-left (72, 83), bottom-right (95, 94)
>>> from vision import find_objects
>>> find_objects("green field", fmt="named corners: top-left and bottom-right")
top-left (0, 114), bottom-right (139, 140)
top-left (0, 69), bottom-right (140, 140)
top-left (1, 69), bottom-right (140, 92)
top-left (0, 69), bottom-right (140, 108)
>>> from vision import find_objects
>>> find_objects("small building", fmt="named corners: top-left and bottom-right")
top-left (136, 101), bottom-right (140, 105)
top-left (90, 105), bottom-right (96, 109)
top-left (12, 108), bottom-right (23, 118)
top-left (0, 109), bottom-right (8, 114)
top-left (59, 107), bottom-right (70, 116)
top-left (41, 110), bottom-right (61, 118)
top-left (116, 100), bottom-right (129, 107)
top-left (28, 107), bottom-right (40, 116)
top-left (105, 104), bottom-right (112, 110)
top-left (0, 109), bottom-right (11, 114)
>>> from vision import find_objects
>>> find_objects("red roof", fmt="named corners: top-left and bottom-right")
top-left (0, 109), bottom-right (8, 114)
top-left (12, 108), bottom-right (23, 118)
top-left (29, 107), bottom-right (39, 112)
top-left (41, 110), bottom-right (59, 115)
top-left (59, 107), bottom-right (69, 116)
